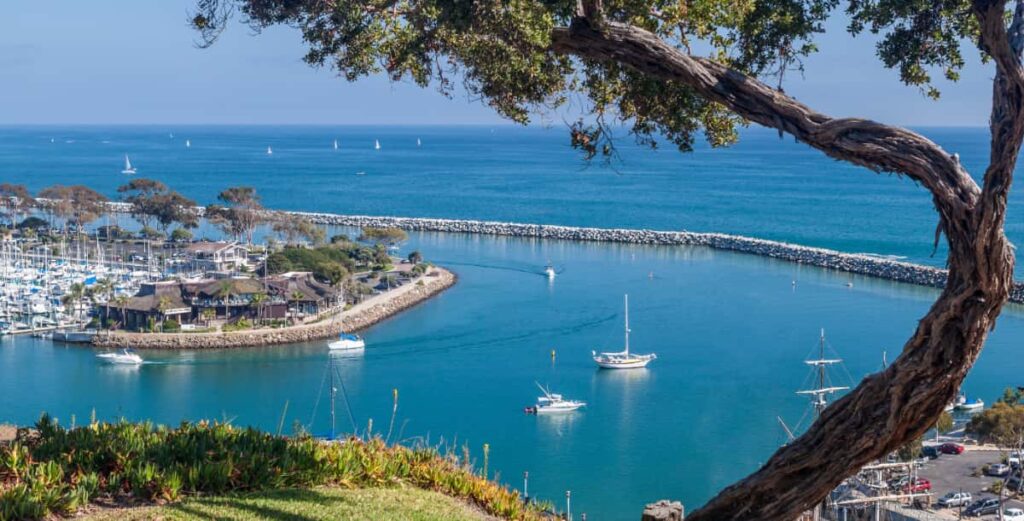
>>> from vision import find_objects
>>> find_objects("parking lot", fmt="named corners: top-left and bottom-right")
top-left (917, 449), bottom-right (1023, 518)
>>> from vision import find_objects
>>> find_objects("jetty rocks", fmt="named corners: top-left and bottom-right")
top-left (92, 268), bottom-right (456, 349)
top-left (285, 211), bottom-right (1024, 304)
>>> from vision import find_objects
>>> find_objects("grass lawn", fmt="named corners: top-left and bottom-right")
top-left (83, 487), bottom-right (495, 521)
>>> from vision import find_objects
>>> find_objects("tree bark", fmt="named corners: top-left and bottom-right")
top-left (550, 4), bottom-right (1024, 519)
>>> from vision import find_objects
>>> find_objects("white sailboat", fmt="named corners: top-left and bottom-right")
top-left (328, 332), bottom-right (365, 351)
top-left (266, 146), bottom-right (273, 155)
top-left (592, 294), bottom-right (656, 369)
top-left (374, 139), bottom-right (381, 150)
top-left (525, 383), bottom-right (585, 414)
top-left (333, 139), bottom-right (339, 150)
top-left (417, 138), bottom-right (421, 147)
top-left (121, 155), bottom-right (136, 174)
top-left (185, 139), bottom-right (191, 148)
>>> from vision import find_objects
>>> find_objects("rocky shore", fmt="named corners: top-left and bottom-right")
top-left (92, 267), bottom-right (456, 349)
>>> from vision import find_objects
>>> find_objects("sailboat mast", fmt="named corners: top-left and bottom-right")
top-left (624, 294), bottom-right (630, 356)
top-left (329, 358), bottom-right (337, 439)
top-left (817, 328), bottom-right (826, 417)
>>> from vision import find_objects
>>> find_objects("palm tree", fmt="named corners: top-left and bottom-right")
top-left (250, 291), bottom-right (267, 328)
top-left (156, 296), bottom-right (172, 331)
top-left (114, 294), bottom-right (130, 330)
top-left (200, 308), bottom-right (216, 328)
top-left (215, 280), bottom-right (234, 320)
top-left (289, 290), bottom-right (305, 324)
top-left (65, 282), bottom-right (85, 320)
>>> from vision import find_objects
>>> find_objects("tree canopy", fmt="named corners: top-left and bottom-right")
top-left (191, 0), bottom-right (1024, 519)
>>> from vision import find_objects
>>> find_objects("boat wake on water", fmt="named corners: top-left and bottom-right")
top-left (431, 259), bottom-right (552, 277)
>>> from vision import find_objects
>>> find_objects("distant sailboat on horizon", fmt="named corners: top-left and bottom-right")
top-left (185, 139), bottom-right (191, 148)
top-left (266, 146), bottom-right (273, 155)
top-left (417, 138), bottom-right (421, 147)
top-left (374, 139), bottom-right (381, 150)
top-left (333, 139), bottom-right (339, 150)
top-left (121, 155), bottom-right (137, 175)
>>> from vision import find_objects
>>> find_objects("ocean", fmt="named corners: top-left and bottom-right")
top-left (0, 125), bottom-right (1021, 518)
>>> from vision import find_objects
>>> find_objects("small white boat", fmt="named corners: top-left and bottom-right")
top-left (355, 171), bottom-right (366, 176)
top-left (945, 393), bottom-right (968, 412)
top-left (266, 146), bottom-right (273, 155)
top-left (97, 348), bottom-right (143, 365)
top-left (185, 139), bottom-right (191, 148)
top-left (416, 138), bottom-right (421, 147)
top-left (374, 139), bottom-right (381, 150)
top-left (544, 264), bottom-right (556, 280)
top-left (333, 139), bottom-right (339, 150)
top-left (593, 294), bottom-right (656, 369)
top-left (121, 155), bottom-right (137, 174)
top-left (525, 383), bottom-right (585, 414)
top-left (956, 397), bottom-right (985, 412)
top-left (328, 333), bottom-right (365, 351)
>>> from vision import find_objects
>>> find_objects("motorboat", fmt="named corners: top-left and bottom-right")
top-left (96, 349), bottom-right (143, 365)
top-left (592, 294), bottom-right (656, 369)
top-left (945, 393), bottom-right (968, 413)
top-left (544, 263), bottom-right (556, 280)
top-left (525, 383), bottom-right (585, 414)
top-left (956, 397), bottom-right (985, 412)
top-left (328, 332), bottom-right (365, 351)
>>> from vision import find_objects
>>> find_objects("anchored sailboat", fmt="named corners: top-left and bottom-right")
top-left (121, 155), bottom-right (136, 174)
top-left (185, 139), bottom-right (191, 148)
top-left (592, 294), bottom-right (656, 369)
top-left (266, 146), bottom-right (273, 155)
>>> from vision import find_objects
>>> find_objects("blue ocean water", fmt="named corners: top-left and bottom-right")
top-left (0, 125), bottom-right (1014, 265)
top-left (0, 126), bottom-right (1022, 518)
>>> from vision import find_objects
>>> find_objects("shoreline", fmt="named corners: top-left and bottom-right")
top-left (90, 267), bottom-right (456, 349)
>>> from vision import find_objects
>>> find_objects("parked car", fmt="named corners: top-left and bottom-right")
top-left (939, 442), bottom-right (965, 455)
top-left (938, 491), bottom-right (973, 507)
top-left (921, 445), bottom-right (941, 459)
top-left (964, 498), bottom-right (1000, 517)
top-left (988, 463), bottom-right (1012, 476)
top-left (904, 478), bottom-right (931, 493)
top-left (1005, 508), bottom-right (1024, 521)
top-left (1009, 451), bottom-right (1023, 468)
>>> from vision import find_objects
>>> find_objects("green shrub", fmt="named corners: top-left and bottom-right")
top-left (0, 415), bottom-right (545, 520)
top-left (162, 319), bottom-right (181, 333)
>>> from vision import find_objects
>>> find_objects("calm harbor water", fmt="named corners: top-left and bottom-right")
top-left (1, 126), bottom-right (1024, 517)
top-left (3, 231), bottom-right (1024, 517)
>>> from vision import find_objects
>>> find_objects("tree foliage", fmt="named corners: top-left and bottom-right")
top-left (969, 389), bottom-right (1024, 446)
top-left (118, 179), bottom-right (199, 234)
top-left (359, 226), bottom-right (408, 246)
top-left (207, 186), bottom-right (264, 244)
top-left (0, 183), bottom-right (35, 225)
top-left (38, 185), bottom-right (108, 233)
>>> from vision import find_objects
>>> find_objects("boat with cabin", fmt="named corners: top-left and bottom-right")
top-left (96, 348), bottom-right (143, 365)
top-left (592, 294), bottom-right (656, 369)
top-left (328, 332), bottom-right (365, 351)
top-left (525, 383), bottom-right (585, 414)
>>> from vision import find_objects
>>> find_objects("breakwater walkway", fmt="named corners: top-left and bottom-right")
top-left (287, 211), bottom-right (1024, 304)
top-left (92, 267), bottom-right (456, 349)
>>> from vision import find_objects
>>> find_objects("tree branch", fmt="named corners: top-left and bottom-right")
top-left (551, 18), bottom-right (980, 219)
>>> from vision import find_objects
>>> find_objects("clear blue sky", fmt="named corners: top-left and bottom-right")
top-left (0, 1), bottom-right (996, 126)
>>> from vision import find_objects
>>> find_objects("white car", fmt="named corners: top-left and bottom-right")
top-left (1004, 508), bottom-right (1024, 520)
top-left (938, 491), bottom-right (972, 508)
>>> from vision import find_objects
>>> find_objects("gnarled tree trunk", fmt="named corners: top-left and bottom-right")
top-left (549, 1), bottom-right (1024, 519)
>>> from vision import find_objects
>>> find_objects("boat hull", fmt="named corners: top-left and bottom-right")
top-left (328, 338), bottom-right (365, 350)
top-left (594, 357), bottom-right (654, 369)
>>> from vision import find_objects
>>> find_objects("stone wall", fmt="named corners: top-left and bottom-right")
top-left (92, 268), bottom-right (456, 349)
top-left (94, 202), bottom-right (1024, 303)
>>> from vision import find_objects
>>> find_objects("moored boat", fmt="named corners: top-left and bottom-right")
top-left (525, 383), bottom-right (585, 414)
top-left (121, 155), bottom-right (136, 174)
top-left (592, 294), bottom-right (656, 369)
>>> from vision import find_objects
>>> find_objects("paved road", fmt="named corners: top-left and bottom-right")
top-left (917, 450), bottom-right (1023, 519)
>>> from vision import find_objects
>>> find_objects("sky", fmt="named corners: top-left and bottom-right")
top-left (0, 1), bottom-right (998, 126)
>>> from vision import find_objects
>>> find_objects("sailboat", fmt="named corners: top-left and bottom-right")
top-left (328, 332), bottom-right (365, 351)
top-left (796, 329), bottom-right (850, 416)
top-left (312, 355), bottom-right (356, 440)
top-left (185, 139), bottom-right (191, 148)
top-left (333, 139), bottom-right (339, 150)
top-left (266, 146), bottom-right (273, 155)
top-left (417, 138), bottom-right (421, 147)
top-left (592, 294), bottom-right (657, 369)
top-left (121, 155), bottom-right (136, 174)
top-left (374, 139), bottom-right (381, 150)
